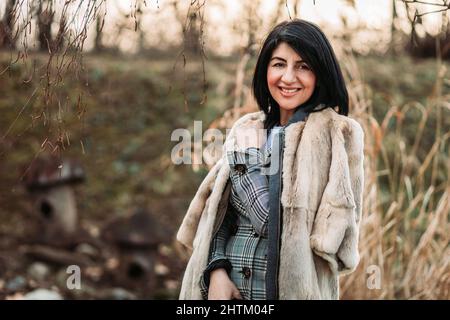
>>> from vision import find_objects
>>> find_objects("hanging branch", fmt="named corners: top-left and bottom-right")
top-left (400, 0), bottom-right (450, 19)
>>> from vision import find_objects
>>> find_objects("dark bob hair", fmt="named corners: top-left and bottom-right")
top-left (252, 19), bottom-right (349, 129)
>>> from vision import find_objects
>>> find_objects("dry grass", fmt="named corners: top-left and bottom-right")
top-left (339, 50), bottom-right (450, 299)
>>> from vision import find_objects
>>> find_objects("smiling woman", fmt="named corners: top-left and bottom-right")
top-left (267, 42), bottom-right (317, 125)
top-left (177, 19), bottom-right (364, 300)
top-left (252, 19), bottom-right (349, 131)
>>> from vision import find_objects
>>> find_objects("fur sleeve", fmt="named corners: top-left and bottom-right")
top-left (176, 158), bottom-right (223, 250)
top-left (310, 118), bottom-right (365, 275)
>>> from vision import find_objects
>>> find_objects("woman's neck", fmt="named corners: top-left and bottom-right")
top-left (279, 109), bottom-right (295, 126)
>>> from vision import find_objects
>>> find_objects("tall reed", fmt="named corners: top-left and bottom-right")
top-left (340, 50), bottom-right (449, 299)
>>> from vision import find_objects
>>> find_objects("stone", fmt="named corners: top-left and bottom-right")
top-left (27, 262), bottom-right (50, 281)
top-left (23, 288), bottom-right (63, 300)
top-left (75, 243), bottom-right (98, 257)
top-left (5, 276), bottom-right (27, 292)
top-left (107, 288), bottom-right (137, 300)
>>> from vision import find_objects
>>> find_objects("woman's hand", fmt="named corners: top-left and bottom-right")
top-left (208, 268), bottom-right (243, 300)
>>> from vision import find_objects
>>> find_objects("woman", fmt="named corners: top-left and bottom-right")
top-left (177, 19), bottom-right (365, 300)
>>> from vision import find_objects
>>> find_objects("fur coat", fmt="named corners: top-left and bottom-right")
top-left (176, 107), bottom-right (365, 299)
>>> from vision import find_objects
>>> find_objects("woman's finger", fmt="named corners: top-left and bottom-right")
top-left (232, 288), bottom-right (243, 300)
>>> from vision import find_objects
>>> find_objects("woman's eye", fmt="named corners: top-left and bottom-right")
top-left (298, 64), bottom-right (310, 70)
top-left (273, 63), bottom-right (284, 68)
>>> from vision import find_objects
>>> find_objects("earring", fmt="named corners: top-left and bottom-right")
top-left (268, 99), bottom-right (272, 113)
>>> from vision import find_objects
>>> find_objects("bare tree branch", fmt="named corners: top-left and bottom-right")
top-left (399, 0), bottom-right (450, 19)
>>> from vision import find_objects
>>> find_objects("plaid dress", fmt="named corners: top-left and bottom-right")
top-left (200, 127), bottom-right (283, 300)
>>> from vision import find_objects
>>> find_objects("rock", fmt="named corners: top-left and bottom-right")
top-left (55, 268), bottom-right (70, 289)
top-left (107, 288), bottom-right (137, 300)
top-left (5, 292), bottom-right (25, 300)
top-left (75, 243), bottom-right (99, 257)
top-left (102, 208), bottom-right (166, 248)
top-left (164, 279), bottom-right (179, 291)
top-left (66, 283), bottom-right (97, 299)
top-left (5, 276), bottom-right (27, 292)
top-left (154, 263), bottom-right (169, 276)
top-left (23, 289), bottom-right (63, 300)
top-left (27, 262), bottom-right (50, 281)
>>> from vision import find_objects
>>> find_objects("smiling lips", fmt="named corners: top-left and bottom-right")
top-left (279, 86), bottom-right (302, 97)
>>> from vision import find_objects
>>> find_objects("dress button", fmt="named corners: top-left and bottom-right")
top-left (234, 164), bottom-right (246, 173)
top-left (242, 267), bottom-right (251, 279)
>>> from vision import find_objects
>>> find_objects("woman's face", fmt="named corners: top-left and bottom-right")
top-left (267, 42), bottom-right (317, 111)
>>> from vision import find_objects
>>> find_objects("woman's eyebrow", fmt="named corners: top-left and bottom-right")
top-left (270, 56), bottom-right (305, 63)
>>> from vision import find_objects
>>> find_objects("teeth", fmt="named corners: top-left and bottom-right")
top-left (280, 87), bottom-right (300, 93)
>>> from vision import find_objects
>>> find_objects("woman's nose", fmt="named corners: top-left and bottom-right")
top-left (281, 67), bottom-right (296, 83)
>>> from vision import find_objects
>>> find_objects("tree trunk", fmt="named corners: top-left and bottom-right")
top-left (37, 0), bottom-right (55, 52)
top-left (389, 0), bottom-right (399, 54)
top-left (269, 0), bottom-right (285, 29)
top-left (293, 0), bottom-right (302, 18)
top-left (94, 13), bottom-right (105, 52)
top-left (0, 0), bottom-right (17, 49)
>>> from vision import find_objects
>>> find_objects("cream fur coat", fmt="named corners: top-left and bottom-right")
top-left (176, 107), bottom-right (365, 300)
